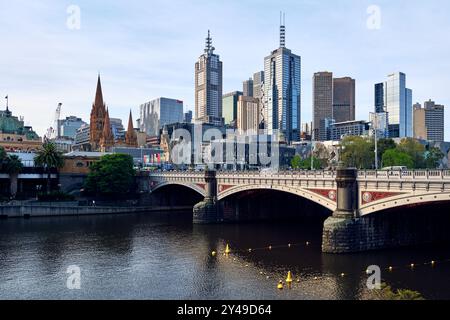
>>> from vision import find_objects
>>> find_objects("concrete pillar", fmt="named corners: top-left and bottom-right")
top-left (322, 168), bottom-right (360, 253)
top-left (193, 170), bottom-right (222, 224)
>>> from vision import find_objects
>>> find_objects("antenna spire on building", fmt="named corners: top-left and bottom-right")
top-left (280, 12), bottom-right (286, 48)
top-left (205, 30), bottom-right (214, 54)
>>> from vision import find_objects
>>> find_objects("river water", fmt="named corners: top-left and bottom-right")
top-left (1, 212), bottom-right (450, 300)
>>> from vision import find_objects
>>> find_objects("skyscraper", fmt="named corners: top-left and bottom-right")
top-left (237, 96), bottom-right (260, 133)
top-left (195, 30), bottom-right (224, 126)
top-left (253, 71), bottom-right (264, 101)
top-left (414, 100), bottom-right (445, 141)
top-left (222, 91), bottom-right (243, 126)
top-left (333, 77), bottom-right (355, 123)
top-left (313, 72), bottom-right (333, 141)
top-left (243, 78), bottom-right (254, 97)
top-left (263, 15), bottom-right (301, 142)
top-left (375, 72), bottom-right (413, 138)
top-left (139, 98), bottom-right (184, 137)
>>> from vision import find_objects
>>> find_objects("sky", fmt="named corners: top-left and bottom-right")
top-left (0, 0), bottom-right (449, 140)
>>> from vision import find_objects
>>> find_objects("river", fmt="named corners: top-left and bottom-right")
top-left (1, 212), bottom-right (450, 300)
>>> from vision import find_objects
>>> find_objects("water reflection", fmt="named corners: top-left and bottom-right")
top-left (0, 212), bottom-right (449, 300)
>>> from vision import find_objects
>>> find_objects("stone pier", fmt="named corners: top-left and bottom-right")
top-left (193, 170), bottom-right (222, 224)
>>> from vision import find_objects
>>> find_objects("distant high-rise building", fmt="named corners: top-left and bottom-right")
top-left (253, 71), bottom-right (264, 100)
top-left (264, 15), bottom-right (301, 142)
top-left (374, 83), bottom-right (385, 113)
top-left (375, 72), bottom-right (413, 138)
top-left (237, 96), bottom-right (260, 133)
top-left (370, 112), bottom-right (390, 139)
top-left (58, 116), bottom-right (86, 139)
top-left (333, 77), bottom-right (355, 123)
top-left (184, 110), bottom-right (193, 124)
top-left (414, 100), bottom-right (445, 141)
top-left (110, 118), bottom-right (125, 141)
top-left (139, 98), bottom-right (184, 137)
top-left (195, 30), bottom-right (224, 126)
top-left (329, 120), bottom-right (370, 141)
top-left (243, 78), bottom-right (254, 97)
top-left (222, 91), bottom-right (243, 126)
top-left (313, 72), bottom-right (333, 141)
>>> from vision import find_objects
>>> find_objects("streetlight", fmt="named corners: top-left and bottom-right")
top-left (370, 112), bottom-right (379, 170)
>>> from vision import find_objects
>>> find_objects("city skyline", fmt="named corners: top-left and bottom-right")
top-left (0, 0), bottom-right (449, 140)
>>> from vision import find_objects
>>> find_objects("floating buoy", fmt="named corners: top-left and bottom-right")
top-left (288, 244), bottom-right (292, 248)
top-left (225, 244), bottom-right (231, 255)
top-left (260, 271), bottom-right (263, 275)
top-left (268, 246), bottom-right (272, 250)
top-left (286, 271), bottom-right (293, 284)
top-left (306, 241), bottom-right (310, 246)
top-left (211, 251), bottom-right (217, 257)
top-left (340, 273), bottom-right (345, 277)
top-left (314, 277), bottom-right (318, 280)
top-left (410, 263), bottom-right (415, 269)
top-left (296, 278), bottom-right (301, 283)
top-left (277, 281), bottom-right (284, 290)
top-left (389, 266), bottom-right (393, 272)
top-left (266, 276), bottom-right (270, 279)
top-left (431, 261), bottom-right (436, 266)
top-left (248, 248), bottom-right (252, 253)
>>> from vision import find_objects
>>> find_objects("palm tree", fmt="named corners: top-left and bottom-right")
top-left (4, 155), bottom-right (23, 198)
top-left (34, 142), bottom-right (64, 194)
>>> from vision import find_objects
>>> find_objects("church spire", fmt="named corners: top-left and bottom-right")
top-left (100, 108), bottom-right (115, 152)
top-left (125, 109), bottom-right (138, 147)
top-left (90, 74), bottom-right (107, 151)
top-left (95, 74), bottom-right (104, 108)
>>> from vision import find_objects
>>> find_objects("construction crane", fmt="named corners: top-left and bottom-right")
top-left (46, 103), bottom-right (62, 140)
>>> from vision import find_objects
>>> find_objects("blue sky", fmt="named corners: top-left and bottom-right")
top-left (1, 0), bottom-right (449, 140)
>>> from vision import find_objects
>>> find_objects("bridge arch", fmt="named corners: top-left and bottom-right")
top-left (360, 191), bottom-right (450, 216)
top-left (218, 184), bottom-right (337, 212)
top-left (151, 181), bottom-right (207, 198)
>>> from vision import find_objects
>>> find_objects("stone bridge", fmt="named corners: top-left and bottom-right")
top-left (148, 169), bottom-right (450, 253)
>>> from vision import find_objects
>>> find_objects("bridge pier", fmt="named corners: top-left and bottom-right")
top-left (193, 170), bottom-right (222, 224)
top-left (322, 168), bottom-right (363, 253)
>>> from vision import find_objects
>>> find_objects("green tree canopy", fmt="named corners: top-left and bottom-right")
top-left (425, 147), bottom-right (445, 169)
top-left (291, 155), bottom-right (321, 170)
top-left (84, 154), bottom-right (136, 197)
top-left (397, 138), bottom-right (426, 169)
top-left (340, 136), bottom-right (374, 169)
top-left (382, 149), bottom-right (414, 168)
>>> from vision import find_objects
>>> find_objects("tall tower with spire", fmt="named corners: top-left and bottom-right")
top-left (195, 30), bottom-right (223, 126)
top-left (263, 13), bottom-right (301, 143)
top-left (100, 108), bottom-right (115, 152)
top-left (125, 110), bottom-right (138, 147)
top-left (90, 75), bottom-right (107, 151)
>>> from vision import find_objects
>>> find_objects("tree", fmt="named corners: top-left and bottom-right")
top-left (340, 136), bottom-right (374, 169)
top-left (377, 138), bottom-right (396, 167)
top-left (291, 155), bottom-right (321, 170)
top-left (0, 146), bottom-right (6, 165)
top-left (34, 142), bottom-right (64, 194)
top-left (382, 149), bottom-right (414, 168)
top-left (397, 138), bottom-right (426, 169)
top-left (4, 155), bottom-right (23, 198)
top-left (425, 147), bottom-right (445, 169)
top-left (366, 283), bottom-right (424, 300)
top-left (84, 154), bottom-right (135, 197)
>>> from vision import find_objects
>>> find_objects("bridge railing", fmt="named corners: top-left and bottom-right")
top-left (358, 170), bottom-right (450, 180)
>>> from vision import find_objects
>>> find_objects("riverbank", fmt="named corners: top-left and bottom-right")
top-left (0, 204), bottom-right (192, 218)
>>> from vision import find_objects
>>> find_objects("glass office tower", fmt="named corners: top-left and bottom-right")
top-left (263, 19), bottom-right (301, 143)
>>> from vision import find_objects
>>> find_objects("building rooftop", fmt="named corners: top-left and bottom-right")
top-left (64, 151), bottom-right (111, 158)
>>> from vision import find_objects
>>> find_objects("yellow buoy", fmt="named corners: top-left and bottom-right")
top-left (225, 244), bottom-right (231, 255)
top-left (286, 271), bottom-right (293, 283)
top-left (211, 251), bottom-right (217, 257)
top-left (277, 281), bottom-right (284, 290)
